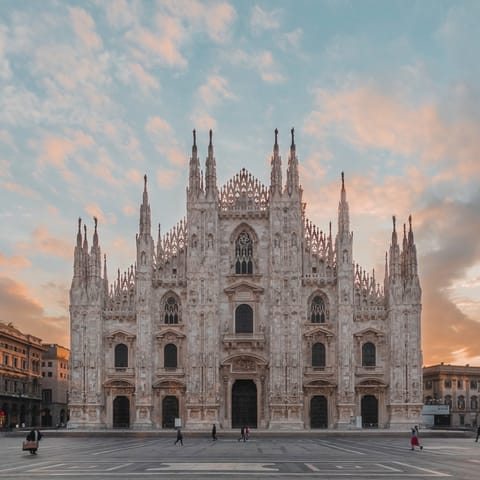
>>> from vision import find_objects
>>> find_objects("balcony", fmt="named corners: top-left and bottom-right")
top-left (222, 332), bottom-right (266, 350)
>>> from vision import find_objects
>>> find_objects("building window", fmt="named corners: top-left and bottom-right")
top-left (41, 361), bottom-right (45, 367)
top-left (164, 344), bottom-right (177, 368)
top-left (362, 342), bottom-right (376, 367)
top-left (13, 357), bottom-right (18, 368)
top-left (471, 380), bottom-right (478, 390)
top-left (457, 379), bottom-right (463, 389)
top-left (235, 231), bottom-right (253, 274)
top-left (310, 296), bottom-right (327, 323)
top-left (164, 296), bottom-right (179, 324)
top-left (114, 344), bottom-right (128, 368)
top-left (444, 380), bottom-right (452, 389)
top-left (445, 395), bottom-right (452, 407)
top-left (471, 396), bottom-right (478, 410)
top-left (47, 372), bottom-right (52, 377)
top-left (425, 380), bottom-right (432, 389)
top-left (312, 343), bottom-right (326, 368)
top-left (460, 414), bottom-right (465, 425)
top-left (42, 389), bottom-right (52, 404)
top-left (458, 395), bottom-right (465, 410)
top-left (235, 304), bottom-right (253, 333)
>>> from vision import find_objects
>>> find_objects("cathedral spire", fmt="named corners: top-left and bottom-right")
top-left (139, 174), bottom-right (151, 236)
top-left (205, 129), bottom-right (217, 200)
top-left (389, 216), bottom-right (401, 283)
top-left (103, 254), bottom-right (108, 297)
top-left (93, 216), bottom-right (98, 248)
top-left (337, 172), bottom-right (350, 237)
top-left (188, 129), bottom-right (201, 197)
top-left (73, 218), bottom-right (84, 280)
top-left (285, 127), bottom-right (300, 196)
top-left (407, 214), bottom-right (418, 278)
top-left (76, 217), bottom-right (82, 248)
top-left (270, 128), bottom-right (282, 196)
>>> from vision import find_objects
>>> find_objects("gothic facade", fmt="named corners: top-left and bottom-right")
top-left (69, 129), bottom-right (422, 430)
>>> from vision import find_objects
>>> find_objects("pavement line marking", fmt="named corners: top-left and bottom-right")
top-left (317, 441), bottom-right (365, 455)
top-left (0, 461), bottom-right (51, 472)
top-left (31, 463), bottom-right (66, 471)
top-left (92, 441), bottom-right (154, 455)
top-left (376, 463), bottom-right (401, 472)
top-left (106, 463), bottom-right (133, 471)
top-left (392, 461), bottom-right (451, 477)
top-left (147, 463), bottom-right (278, 471)
top-left (305, 463), bottom-right (320, 471)
top-left (469, 459), bottom-right (480, 463)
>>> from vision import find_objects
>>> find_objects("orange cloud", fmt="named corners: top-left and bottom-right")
top-left (304, 86), bottom-right (480, 179)
top-left (0, 253), bottom-right (31, 268)
top-left (84, 204), bottom-right (116, 226)
top-left (0, 276), bottom-right (69, 346)
top-left (129, 63), bottom-right (160, 92)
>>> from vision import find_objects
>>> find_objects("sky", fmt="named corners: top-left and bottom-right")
top-left (1, 0), bottom-right (479, 367)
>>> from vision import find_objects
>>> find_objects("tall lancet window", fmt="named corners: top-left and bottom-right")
top-left (310, 295), bottom-right (328, 323)
top-left (235, 231), bottom-right (253, 274)
top-left (164, 296), bottom-right (179, 324)
top-left (362, 342), bottom-right (376, 367)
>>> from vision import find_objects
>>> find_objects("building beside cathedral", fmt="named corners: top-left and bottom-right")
top-left (69, 129), bottom-right (422, 430)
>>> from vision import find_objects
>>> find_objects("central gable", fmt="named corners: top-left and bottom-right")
top-left (219, 168), bottom-right (269, 214)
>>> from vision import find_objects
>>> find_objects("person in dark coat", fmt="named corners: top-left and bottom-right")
top-left (26, 429), bottom-right (42, 454)
top-left (238, 426), bottom-right (245, 442)
top-left (212, 424), bottom-right (217, 441)
top-left (174, 428), bottom-right (183, 446)
top-left (475, 425), bottom-right (480, 442)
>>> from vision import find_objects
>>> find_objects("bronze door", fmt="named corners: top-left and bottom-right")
top-left (232, 380), bottom-right (257, 428)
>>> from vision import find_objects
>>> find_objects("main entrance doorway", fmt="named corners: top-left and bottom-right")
top-left (361, 395), bottom-right (378, 428)
top-left (232, 380), bottom-right (257, 428)
top-left (162, 396), bottom-right (179, 428)
top-left (113, 396), bottom-right (130, 428)
top-left (310, 395), bottom-right (328, 428)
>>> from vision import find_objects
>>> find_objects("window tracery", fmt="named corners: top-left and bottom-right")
top-left (310, 295), bottom-right (328, 323)
top-left (235, 231), bottom-right (253, 274)
top-left (164, 296), bottom-right (179, 324)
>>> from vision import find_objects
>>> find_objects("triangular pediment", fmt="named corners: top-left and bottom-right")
top-left (105, 329), bottom-right (136, 341)
top-left (304, 326), bottom-right (335, 338)
top-left (155, 327), bottom-right (186, 339)
top-left (153, 378), bottom-right (186, 389)
top-left (354, 327), bottom-right (384, 338)
top-left (224, 280), bottom-right (264, 295)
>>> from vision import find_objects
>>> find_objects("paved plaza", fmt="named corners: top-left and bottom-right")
top-left (1, 432), bottom-right (479, 479)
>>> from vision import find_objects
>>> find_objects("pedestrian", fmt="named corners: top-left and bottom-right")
top-left (212, 424), bottom-right (217, 441)
top-left (238, 426), bottom-right (245, 442)
top-left (410, 426), bottom-right (423, 451)
top-left (25, 428), bottom-right (42, 455)
top-left (245, 425), bottom-right (250, 440)
top-left (475, 425), bottom-right (480, 442)
top-left (174, 428), bottom-right (183, 446)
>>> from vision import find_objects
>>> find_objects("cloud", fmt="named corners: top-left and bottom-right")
top-left (281, 28), bottom-right (303, 50)
top-left (157, 168), bottom-right (180, 188)
top-left (126, 16), bottom-right (187, 68)
top-left (198, 75), bottom-right (237, 105)
top-left (69, 7), bottom-right (103, 50)
top-left (304, 86), bottom-right (480, 179)
top-left (190, 111), bottom-right (217, 130)
top-left (122, 204), bottom-right (136, 216)
top-left (145, 116), bottom-right (174, 136)
top-left (0, 24), bottom-right (12, 80)
top-left (230, 49), bottom-right (285, 83)
top-left (104, 0), bottom-right (140, 28)
top-left (250, 5), bottom-right (281, 32)
top-left (0, 276), bottom-right (69, 346)
top-left (129, 62), bottom-right (160, 92)
top-left (0, 253), bottom-right (31, 269)
top-left (84, 204), bottom-right (117, 226)
top-left (145, 116), bottom-right (186, 167)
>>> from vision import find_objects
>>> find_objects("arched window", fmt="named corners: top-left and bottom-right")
top-left (310, 295), bottom-right (327, 323)
top-left (164, 296), bottom-right (179, 324)
top-left (235, 304), bottom-right (253, 333)
top-left (457, 395), bottom-right (465, 410)
top-left (444, 395), bottom-right (452, 408)
top-left (471, 396), bottom-right (478, 410)
top-left (235, 231), bottom-right (253, 274)
top-left (164, 344), bottom-right (177, 368)
top-left (362, 342), bottom-right (376, 367)
top-left (115, 344), bottom-right (128, 368)
top-left (312, 343), bottom-right (326, 368)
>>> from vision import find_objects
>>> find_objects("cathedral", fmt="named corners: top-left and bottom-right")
top-left (69, 129), bottom-right (422, 430)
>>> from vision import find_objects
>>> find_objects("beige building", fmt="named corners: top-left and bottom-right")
top-left (69, 130), bottom-right (422, 430)
top-left (41, 344), bottom-right (70, 427)
top-left (0, 322), bottom-right (45, 428)
top-left (423, 364), bottom-right (480, 427)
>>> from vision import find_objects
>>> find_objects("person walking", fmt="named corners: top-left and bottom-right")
top-left (212, 424), bottom-right (217, 441)
top-left (174, 428), bottom-right (183, 446)
top-left (475, 425), bottom-right (480, 442)
top-left (245, 426), bottom-right (250, 440)
top-left (410, 426), bottom-right (423, 451)
top-left (238, 426), bottom-right (245, 442)
top-left (26, 428), bottom-right (42, 455)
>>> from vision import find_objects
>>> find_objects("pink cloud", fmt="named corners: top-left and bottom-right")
top-left (84, 204), bottom-right (116, 226)
top-left (145, 116), bottom-right (173, 135)
top-left (304, 86), bottom-right (480, 179)
top-left (0, 180), bottom-right (38, 198)
top-left (157, 168), bottom-right (180, 188)
top-left (0, 253), bottom-right (31, 268)
top-left (69, 7), bottom-right (103, 50)
top-left (129, 62), bottom-right (160, 92)
top-left (230, 49), bottom-right (285, 83)
top-left (198, 75), bottom-right (236, 105)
